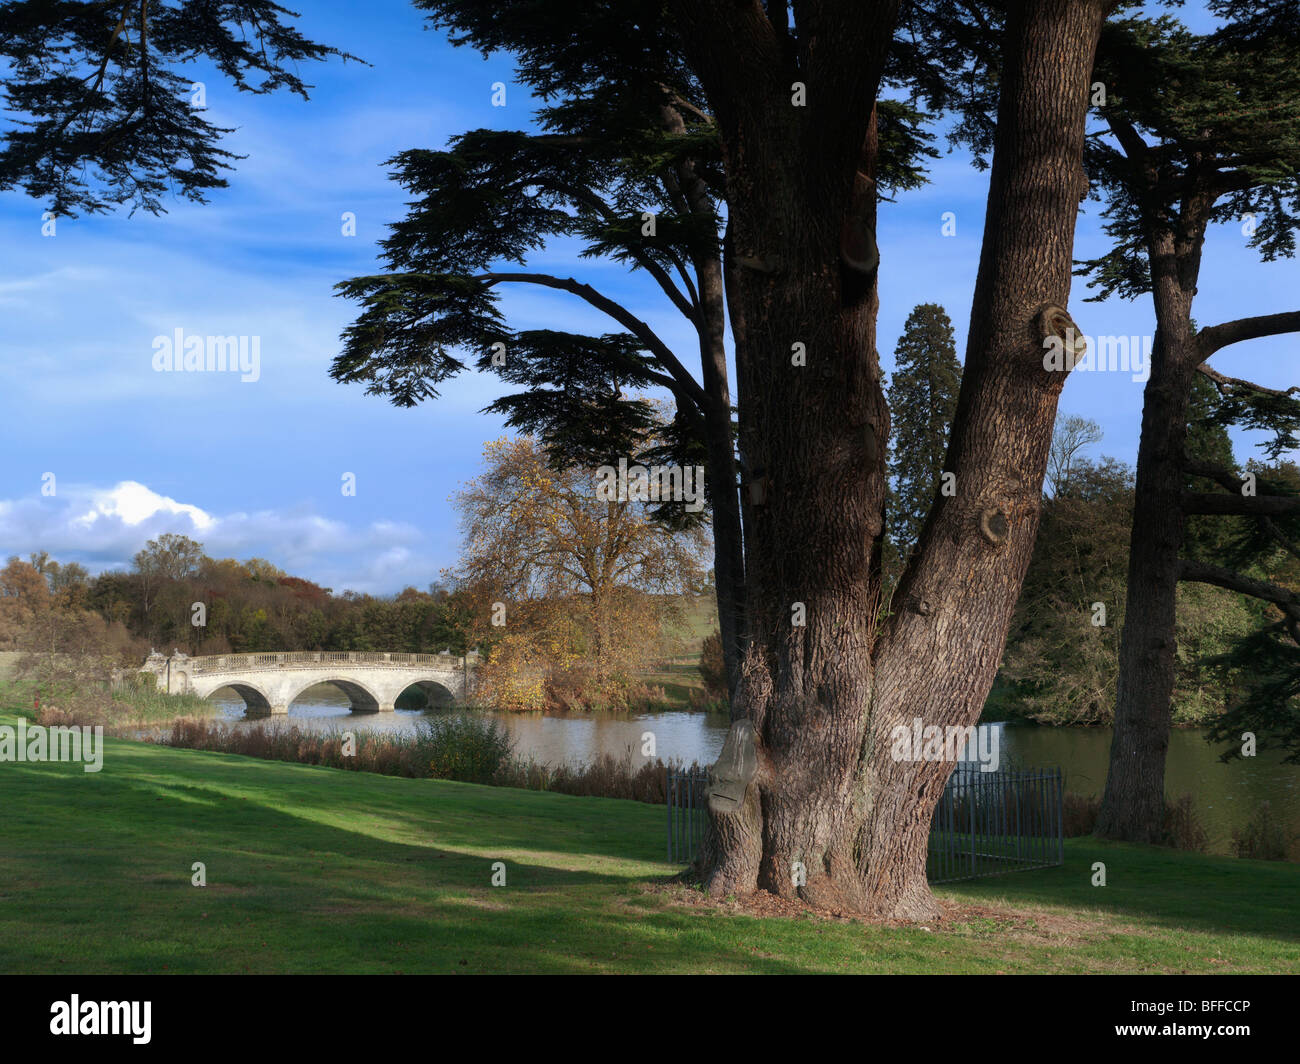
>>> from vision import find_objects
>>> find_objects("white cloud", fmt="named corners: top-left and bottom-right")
top-left (73, 481), bottom-right (215, 531)
top-left (0, 481), bottom-right (437, 594)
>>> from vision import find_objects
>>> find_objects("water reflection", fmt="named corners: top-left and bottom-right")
top-left (205, 683), bottom-right (729, 769)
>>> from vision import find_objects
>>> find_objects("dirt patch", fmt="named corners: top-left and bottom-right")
top-left (642, 880), bottom-right (944, 927)
top-left (454, 891), bottom-right (511, 912)
top-left (642, 881), bottom-right (1137, 943)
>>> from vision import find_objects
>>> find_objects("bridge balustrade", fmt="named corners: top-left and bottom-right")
top-left (189, 651), bottom-right (466, 674)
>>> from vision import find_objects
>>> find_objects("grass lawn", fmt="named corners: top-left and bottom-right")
top-left (638, 662), bottom-right (713, 707)
top-left (1, 714), bottom-right (1296, 974)
top-left (660, 593), bottom-right (718, 659)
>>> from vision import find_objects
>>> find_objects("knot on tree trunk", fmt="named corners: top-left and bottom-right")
top-left (1034, 301), bottom-right (1087, 370)
top-left (979, 506), bottom-right (1011, 545)
top-left (840, 170), bottom-right (879, 276)
top-left (736, 254), bottom-right (783, 274)
top-left (708, 719), bottom-right (758, 814)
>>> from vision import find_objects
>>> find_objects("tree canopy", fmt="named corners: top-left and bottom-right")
top-left (0, 0), bottom-right (355, 215)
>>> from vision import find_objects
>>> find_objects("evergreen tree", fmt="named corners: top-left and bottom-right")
top-left (885, 303), bottom-right (961, 584)
top-left (332, 0), bottom-right (1110, 920)
top-left (1075, 8), bottom-right (1300, 841)
top-left (0, 1), bottom-right (352, 216)
top-left (329, 1), bottom-right (939, 699)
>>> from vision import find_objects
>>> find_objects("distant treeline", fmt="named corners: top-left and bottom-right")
top-left (0, 536), bottom-right (473, 659)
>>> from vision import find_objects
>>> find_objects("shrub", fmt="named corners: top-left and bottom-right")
top-left (496, 746), bottom-right (706, 803)
top-left (1063, 792), bottom-right (1100, 837)
top-left (158, 717), bottom-right (704, 804)
top-left (1065, 791), bottom-right (1208, 852)
top-left (414, 714), bottom-right (514, 785)
top-left (1159, 794), bottom-right (1208, 853)
top-left (1231, 801), bottom-right (1293, 861)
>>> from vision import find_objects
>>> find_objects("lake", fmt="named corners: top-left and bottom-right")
top-left (204, 683), bottom-right (1298, 857)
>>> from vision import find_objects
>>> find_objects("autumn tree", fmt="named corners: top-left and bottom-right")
top-left (0, 555), bottom-right (51, 647)
top-left (131, 532), bottom-right (205, 624)
top-left (452, 437), bottom-right (709, 706)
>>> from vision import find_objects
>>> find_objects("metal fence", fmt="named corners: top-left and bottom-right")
top-left (666, 763), bottom-right (1064, 882)
top-left (927, 763), bottom-right (1063, 883)
top-left (667, 769), bottom-right (710, 865)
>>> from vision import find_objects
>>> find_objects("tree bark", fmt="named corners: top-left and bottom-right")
top-left (673, 0), bottom-right (1107, 919)
top-left (1099, 313), bottom-right (1300, 841)
top-left (1094, 169), bottom-right (1210, 840)
top-left (1095, 327), bottom-right (1196, 842)
top-left (697, 254), bottom-right (749, 698)
top-left (658, 98), bottom-right (749, 695)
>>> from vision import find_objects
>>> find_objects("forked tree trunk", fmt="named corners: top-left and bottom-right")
top-left (672, 0), bottom-right (1108, 920)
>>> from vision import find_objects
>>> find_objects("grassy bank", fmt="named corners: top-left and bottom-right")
top-left (0, 715), bottom-right (1296, 974)
top-left (0, 669), bottom-right (217, 729)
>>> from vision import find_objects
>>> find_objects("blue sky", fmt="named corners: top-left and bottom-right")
top-left (1, 1), bottom-right (1296, 594)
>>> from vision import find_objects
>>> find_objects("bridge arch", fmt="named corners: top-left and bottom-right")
top-left (197, 680), bottom-right (275, 715)
top-left (284, 677), bottom-right (382, 714)
top-left (393, 678), bottom-right (458, 709)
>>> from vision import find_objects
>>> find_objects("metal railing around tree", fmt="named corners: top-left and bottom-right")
top-left (667, 763), bottom-right (1064, 883)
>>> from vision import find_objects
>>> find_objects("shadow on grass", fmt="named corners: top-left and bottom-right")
top-left (0, 748), bottom-right (824, 974)
top-left (5, 729), bottom-right (1299, 972)
top-left (939, 837), bottom-right (1300, 942)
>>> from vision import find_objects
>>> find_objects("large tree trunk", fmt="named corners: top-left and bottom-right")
top-left (659, 100), bottom-right (749, 695)
top-left (1096, 226), bottom-right (1202, 841)
top-left (1095, 332), bottom-right (1196, 840)
top-left (697, 254), bottom-right (749, 697)
top-left (673, 0), bottom-right (1107, 920)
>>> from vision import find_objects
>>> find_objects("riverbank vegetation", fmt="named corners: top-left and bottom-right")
top-left (154, 714), bottom-right (706, 803)
top-left (0, 537), bottom-right (719, 715)
top-left (1, 723), bottom-right (1295, 974)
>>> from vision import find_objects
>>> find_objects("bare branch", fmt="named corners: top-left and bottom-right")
top-left (1178, 558), bottom-right (1300, 620)
top-left (1197, 310), bottom-right (1300, 361)
top-left (1181, 491), bottom-right (1300, 517)
top-left (1197, 363), bottom-right (1300, 398)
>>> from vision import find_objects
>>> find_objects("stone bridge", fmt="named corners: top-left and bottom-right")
top-left (139, 650), bottom-right (477, 714)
